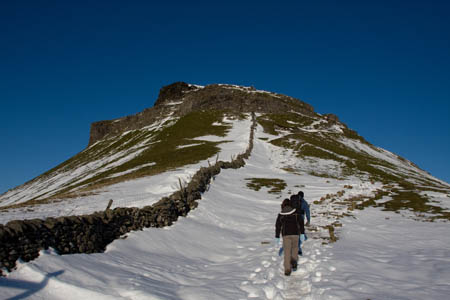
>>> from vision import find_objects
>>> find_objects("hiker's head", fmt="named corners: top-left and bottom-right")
top-left (281, 198), bottom-right (290, 208)
top-left (298, 191), bottom-right (304, 198)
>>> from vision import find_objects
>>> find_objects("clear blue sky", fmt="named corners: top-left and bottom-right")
top-left (1, 0), bottom-right (449, 194)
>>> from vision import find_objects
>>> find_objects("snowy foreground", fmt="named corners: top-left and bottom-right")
top-left (1, 127), bottom-right (450, 299)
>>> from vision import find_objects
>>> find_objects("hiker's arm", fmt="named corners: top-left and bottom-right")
top-left (298, 214), bottom-right (305, 234)
top-left (304, 202), bottom-right (311, 224)
top-left (275, 215), bottom-right (281, 238)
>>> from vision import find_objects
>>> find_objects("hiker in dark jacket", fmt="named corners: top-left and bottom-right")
top-left (275, 198), bottom-right (305, 276)
top-left (290, 191), bottom-right (310, 225)
top-left (290, 191), bottom-right (311, 255)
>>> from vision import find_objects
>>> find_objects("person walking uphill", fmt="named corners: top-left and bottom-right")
top-left (290, 191), bottom-right (311, 255)
top-left (275, 198), bottom-right (305, 276)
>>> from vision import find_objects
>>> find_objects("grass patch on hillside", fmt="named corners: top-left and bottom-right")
top-left (31, 110), bottom-right (245, 201)
top-left (300, 144), bottom-right (344, 162)
top-left (259, 114), bottom-right (450, 210)
top-left (308, 171), bottom-right (342, 179)
top-left (65, 111), bottom-right (234, 190)
top-left (256, 112), bottom-right (449, 195)
top-left (354, 187), bottom-right (450, 221)
top-left (381, 189), bottom-right (450, 221)
top-left (271, 131), bottom-right (408, 184)
top-left (290, 132), bottom-right (373, 162)
top-left (245, 178), bottom-right (287, 194)
top-left (11, 130), bottom-right (158, 203)
top-left (257, 113), bottom-right (315, 135)
top-left (341, 127), bottom-right (367, 144)
top-left (255, 113), bottom-right (450, 221)
top-left (347, 160), bottom-right (402, 183)
top-left (258, 112), bottom-right (395, 181)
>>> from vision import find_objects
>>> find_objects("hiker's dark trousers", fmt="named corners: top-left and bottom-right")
top-left (283, 235), bottom-right (299, 272)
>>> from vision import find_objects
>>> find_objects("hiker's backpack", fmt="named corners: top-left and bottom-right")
top-left (290, 194), bottom-right (305, 215)
top-left (290, 194), bottom-right (301, 209)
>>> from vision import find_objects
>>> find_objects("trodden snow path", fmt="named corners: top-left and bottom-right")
top-left (0, 127), bottom-right (392, 299)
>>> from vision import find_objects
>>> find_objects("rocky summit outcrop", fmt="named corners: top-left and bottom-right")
top-left (153, 81), bottom-right (197, 106)
top-left (89, 82), bottom-right (315, 145)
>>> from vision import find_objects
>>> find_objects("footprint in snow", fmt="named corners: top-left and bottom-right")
top-left (312, 271), bottom-right (322, 283)
top-left (263, 285), bottom-right (276, 299)
top-left (299, 280), bottom-right (312, 294)
top-left (253, 277), bottom-right (268, 285)
top-left (276, 280), bottom-right (285, 289)
top-left (262, 260), bottom-right (271, 268)
top-left (239, 284), bottom-right (260, 298)
top-left (267, 269), bottom-right (275, 280)
top-left (295, 267), bottom-right (309, 277)
top-left (305, 262), bottom-right (318, 272)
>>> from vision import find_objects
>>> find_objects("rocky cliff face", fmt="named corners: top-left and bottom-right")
top-left (89, 82), bottom-right (315, 145)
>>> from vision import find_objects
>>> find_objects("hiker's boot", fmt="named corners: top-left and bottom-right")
top-left (292, 261), bottom-right (297, 272)
top-left (285, 270), bottom-right (291, 276)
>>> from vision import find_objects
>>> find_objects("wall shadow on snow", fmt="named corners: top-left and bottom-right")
top-left (0, 270), bottom-right (64, 300)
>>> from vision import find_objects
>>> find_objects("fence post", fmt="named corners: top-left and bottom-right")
top-left (106, 199), bottom-right (113, 211)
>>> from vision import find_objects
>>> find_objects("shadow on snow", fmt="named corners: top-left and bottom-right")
top-left (0, 270), bottom-right (64, 300)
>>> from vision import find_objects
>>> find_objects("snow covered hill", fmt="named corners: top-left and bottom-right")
top-left (1, 83), bottom-right (449, 299)
top-left (1, 122), bottom-right (450, 299)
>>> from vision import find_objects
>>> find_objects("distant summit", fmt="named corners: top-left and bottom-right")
top-left (153, 82), bottom-right (197, 107)
top-left (89, 82), bottom-right (314, 145)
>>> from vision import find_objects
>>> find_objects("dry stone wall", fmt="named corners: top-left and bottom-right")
top-left (0, 113), bottom-right (256, 276)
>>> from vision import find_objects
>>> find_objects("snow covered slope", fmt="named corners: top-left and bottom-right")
top-left (1, 83), bottom-right (449, 299)
top-left (1, 124), bottom-right (449, 299)
top-left (0, 110), bottom-right (253, 223)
